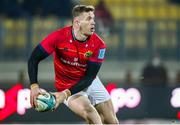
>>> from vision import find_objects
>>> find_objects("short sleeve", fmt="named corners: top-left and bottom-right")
top-left (40, 31), bottom-right (59, 54)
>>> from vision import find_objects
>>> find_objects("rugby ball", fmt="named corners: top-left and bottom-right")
top-left (35, 92), bottom-right (56, 112)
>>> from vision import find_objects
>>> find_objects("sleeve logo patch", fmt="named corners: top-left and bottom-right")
top-left (98, 49), bottom-right (106, 59)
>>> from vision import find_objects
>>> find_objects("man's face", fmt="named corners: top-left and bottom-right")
top-left (78, 11), bottom-right (95, 36)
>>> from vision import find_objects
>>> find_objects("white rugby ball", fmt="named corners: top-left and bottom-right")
top-left (35, 92), bottom-right (56, 112)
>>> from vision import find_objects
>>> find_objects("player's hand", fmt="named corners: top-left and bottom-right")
top-left (30, 83), bottom-right (43, 108)
top-left (51, 92), bottom-right (67, 111)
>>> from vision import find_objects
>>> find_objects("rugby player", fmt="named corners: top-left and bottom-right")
top-left (28, 5), bottom-right (119, 124)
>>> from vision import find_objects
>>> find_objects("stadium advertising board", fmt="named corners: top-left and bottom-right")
top-left (0, 83), bottom-right (180, 122)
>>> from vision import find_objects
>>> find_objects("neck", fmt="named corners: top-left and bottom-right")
top-left (73, 25), bottom-right (88, 41)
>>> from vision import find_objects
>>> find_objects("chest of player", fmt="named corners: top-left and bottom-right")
top-left (55, 40), bottom-right (95, 64)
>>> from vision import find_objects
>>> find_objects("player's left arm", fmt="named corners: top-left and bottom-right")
top-left (69, 61), bottom-right (102, 94)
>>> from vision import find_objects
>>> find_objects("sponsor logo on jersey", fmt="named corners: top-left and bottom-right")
top-left (84, 51), bottom-right (93, 58)
top-left (60, 58), bottom-right (86, 67)
top-left (98, 49), bottom-right (106, 59)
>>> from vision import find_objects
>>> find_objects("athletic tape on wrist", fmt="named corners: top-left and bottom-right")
top-left (30, 83), bottom-right (39, 89)
top-left (62, 91), bottom-right (68, 99)
top-left (62, 89), bottom-right (71, 99)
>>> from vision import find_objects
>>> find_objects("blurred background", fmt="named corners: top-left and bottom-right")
top-left (0, 0), bottom-right (180, 124)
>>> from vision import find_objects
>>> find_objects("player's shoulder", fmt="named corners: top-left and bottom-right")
top-left (91, 33), bottom-right (106, 46)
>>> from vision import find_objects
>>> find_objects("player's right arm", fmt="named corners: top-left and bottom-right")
top-left (28, 31), bottom-right (59, 108)
top-left (28, 45), bottom-right (49, 108)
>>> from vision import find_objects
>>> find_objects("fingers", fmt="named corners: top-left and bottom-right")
top-left (39, 89), bottom-right (47, 94)
top-left (50, 92), bottom-right (57, 99)
top-left (51, 100), bottom-right (59, 111)
top-left (30, 92), bottom-right (35, 107)
top-left (30, 88), bottom-right (41, 108)
top-left (49, 92), bottom-right (65, 112)
top-left (40, 92), bottom-right (47, 96)
top-left (54, 101), bottom-right (59, 109)
top-left (30, 92), bottom-right (38, 108)
top-left (33, 96), bottom-right (38, 108)
top-left (50, 92), bottom-right (60, 111)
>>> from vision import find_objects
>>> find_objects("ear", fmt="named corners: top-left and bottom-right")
top-left (73, 17), bottom-right (79, 26)
top-left (77, 21), bottom-right (80, 25)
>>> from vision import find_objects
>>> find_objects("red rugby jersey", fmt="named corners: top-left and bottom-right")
top-left (40, 26), bottom-right (106, 91)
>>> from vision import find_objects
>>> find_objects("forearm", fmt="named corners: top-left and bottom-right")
top-left (28, 57), bottom-right (39, 84)
top-left (69, 77), bottom-right (95, 95)
top-left (28, 45), bottom-right (49, 85)
top-left (69, 61), bottom-right (102, 95)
